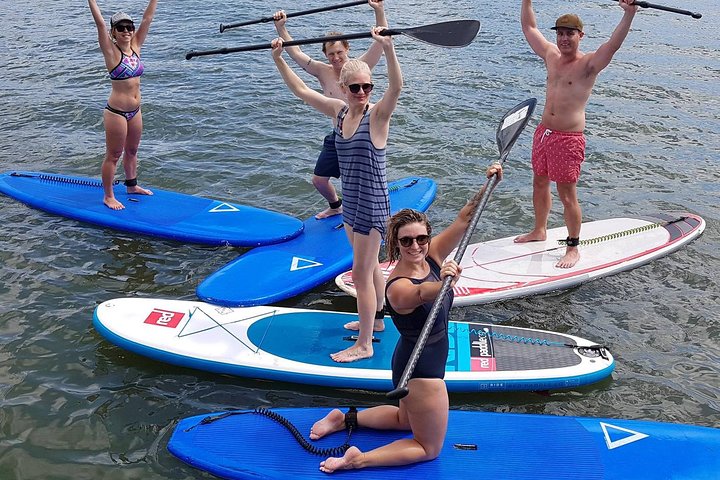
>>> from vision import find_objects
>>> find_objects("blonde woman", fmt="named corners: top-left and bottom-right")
top-left (271, 27), bottom-right (401, 363)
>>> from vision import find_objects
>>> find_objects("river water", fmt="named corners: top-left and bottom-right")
top-left (1, 0), bottom-right (718, 478)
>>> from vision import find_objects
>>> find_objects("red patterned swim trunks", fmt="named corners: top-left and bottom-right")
top-left (531, 123), bottom-right (586, 183)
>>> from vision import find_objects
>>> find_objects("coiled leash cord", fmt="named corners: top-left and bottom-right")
top-left (186, 406), bottom-right (357, 457)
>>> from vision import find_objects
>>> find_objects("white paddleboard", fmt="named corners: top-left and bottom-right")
top-left (93, 298), bottom-right (614, 392)
top-left (336, 213), bottom-right (705, 306)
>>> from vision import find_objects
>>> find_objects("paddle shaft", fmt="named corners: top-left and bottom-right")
top-left (189, 30), bottom-right (384, 59)
top-left (220, 0), bottom-right (368, 32)
top-left (386, 173), bottom-right (500, 400)
top-left (627, 0), bottom-right (702, 18)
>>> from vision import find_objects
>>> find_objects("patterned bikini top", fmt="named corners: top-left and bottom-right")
top-left (108, 46), bottom-right (144, 80)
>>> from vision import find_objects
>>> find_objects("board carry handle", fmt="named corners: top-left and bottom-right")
top-left (220, 0), bottom-right (368, 32)
top-left (386, 98), bottom-right (537, 401)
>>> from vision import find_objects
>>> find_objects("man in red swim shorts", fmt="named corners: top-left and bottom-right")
top-left (517, 0), bottom-right (638, 268)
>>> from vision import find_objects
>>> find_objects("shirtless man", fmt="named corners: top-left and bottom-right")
top-left (516, 0), bottom-right (638, 268)
top-left (273, 0), bottom-right (387, 220)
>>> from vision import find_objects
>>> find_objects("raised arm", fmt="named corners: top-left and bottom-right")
top-left (357, 0), bottom-right (387, 69)
top-left (271, 39), bottom-right (345, 119)
top-left (428, 163), bottom-right (503, 264)
top-left (368, 27), bottom-right (402, 147)
top-left (272, 11), bottom-right (324, 77)
top-left (88, 0), bottom-right (114, 58)
top-left (587, 0), bottom-right (638, 73)
top-left (521, 0), bottom-right (555, 59)
top-left (133, 0), bottom-right (158, 48)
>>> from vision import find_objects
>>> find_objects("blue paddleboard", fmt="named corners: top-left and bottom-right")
top-left (168, 407), bottom-right (720, 480)
top-left (0, 171), bottom-right (304, 246)
top-left (196, 177), bottom-right (437, 306)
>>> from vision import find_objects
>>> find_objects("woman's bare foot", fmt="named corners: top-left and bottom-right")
top-left (104, 196), bottom-right (124, 210)
top-left (343, 319), bottom-right (385, 332)
top-left (309, 409), bottom-right (346, 440)
top-left (315, 205), bottom-right (342, 220)
top-left (319, 446), bottom-right (363, 473)
top-left (330, 343), bottom-right (372, 363)
top-left (556, 247), bottom-right (580, 268)
top-left (127, 185), bottom-right (153, 195)
top-left (514, 229), bottom-right (546, 243)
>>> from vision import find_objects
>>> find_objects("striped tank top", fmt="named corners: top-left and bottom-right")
top-left (334, 105), bottom-right (390, 237)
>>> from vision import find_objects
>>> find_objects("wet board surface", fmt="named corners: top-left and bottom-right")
top-left (196, 177), bottom-right (437, 306)
top-left (94, 297), bottom-right (614, 392)
top-left (168, 407), bottom-right (720, 480)
top-left (0, 171), bottom-right (303, 246)
top-left (336, 213), bottom-right (705, 306)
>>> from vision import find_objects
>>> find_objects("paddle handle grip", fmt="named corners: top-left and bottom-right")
top-left (220, 0), bottom-right (369, 32)
top-left (630, 1), bottom-right (702, 18)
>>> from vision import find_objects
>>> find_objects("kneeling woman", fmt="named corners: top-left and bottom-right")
top-left (310, 163), bottom-right (503, 472)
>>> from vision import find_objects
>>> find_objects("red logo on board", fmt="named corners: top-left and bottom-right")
top-left (144, 309), bottom-right (184, 328)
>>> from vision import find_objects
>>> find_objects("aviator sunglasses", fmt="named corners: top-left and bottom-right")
top-left (347, 83), bottom-right (374, 94)
top-left (114, 24), bottom-right (135, 33)
top-left (398, 234), bottom-right (430, 247)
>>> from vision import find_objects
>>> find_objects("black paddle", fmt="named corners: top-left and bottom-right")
top-left (386, 98), bottom-right (538, 401)
top-left (220, 0), bottom-right (368, 33)
top-left (187, 20), bottom-right (481, 60)
top-left (623, 0), bottom-right (702, 19)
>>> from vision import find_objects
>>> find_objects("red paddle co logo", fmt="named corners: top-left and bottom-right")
top-left (144, 308), bottom-right (185, 328)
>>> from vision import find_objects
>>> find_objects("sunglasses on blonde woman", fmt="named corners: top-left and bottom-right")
top-left (398, 235), bottom-right (430, 247)
top-left (347, 83), bottom-right (374, 94)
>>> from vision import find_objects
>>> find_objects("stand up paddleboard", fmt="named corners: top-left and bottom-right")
top-left (196, 177), bottom-right (437, 306)
top-left (0, 171), bottom-right (304, 246)
top-left (336, 213), bottom-right (705, 306)
top-left (168, 407), bottom-right (720, 480)
top-left (94, 297), bottom-right (614, 392)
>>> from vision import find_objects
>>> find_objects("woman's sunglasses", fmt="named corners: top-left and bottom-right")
top-left (347, 83), bottom-right (374, 94)
top-left (398, 234), bottom-right (430, 247)
top-left (114, 24), bottom-right (135, 33)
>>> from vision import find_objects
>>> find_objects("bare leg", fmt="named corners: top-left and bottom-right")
top-left (343, 319), bottom-right (385, 332)
top-left (312, 175), bottom-right (342, 219)
top-left (343, 250), bottom-right (386, 332)
top-left (514, 174), bottom-right (551, 243)
top-left (331, 227), bottom-right (381, 363)
top-left (319, 379), bottom-right (448, 472)
top-left (556, 181), bottom-right (581, 268)
top-left (311, 405), bottom-right (410, 440)
top-left (102, 109), bottom-right (128, 210)
top-left (122, 111), bottom-right (152, 196)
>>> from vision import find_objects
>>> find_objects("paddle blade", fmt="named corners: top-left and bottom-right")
top-left (397, 20), bottom-right (480, 48)
top-left (496, 98), bottom-right (537, 161)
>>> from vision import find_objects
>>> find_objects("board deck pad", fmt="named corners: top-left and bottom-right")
top-left (0, 171), bottom-right (304, 246)
top-left (337, 213), bottom-right (705, 306)
top-left (94, 298), bottom-right (614, 392)
top-left (196, 177), bottom-right (437, 306)
top-left (168, 407), bottom-right (720, 480)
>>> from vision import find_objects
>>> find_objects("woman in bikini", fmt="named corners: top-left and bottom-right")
top-left (88, 0), bottom-right (157, 210)
top-left (308, 163), bottom-right (503, 473)
top-left (271, 26), bottom-right (401, 363)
